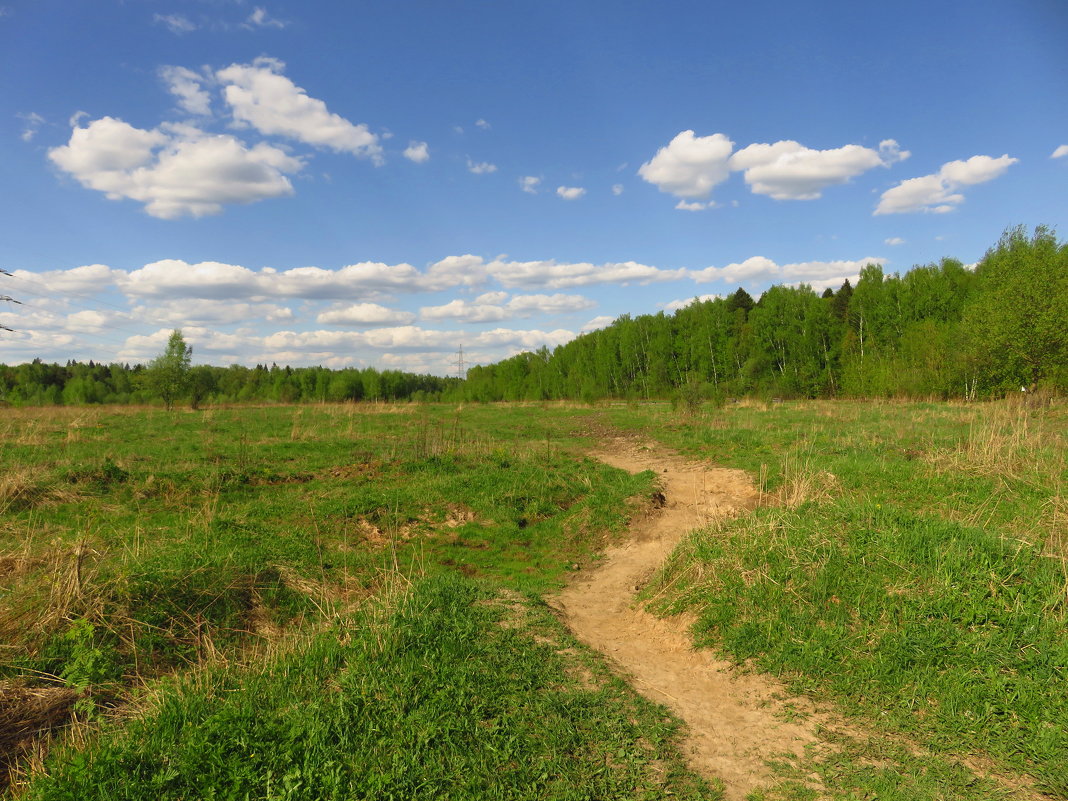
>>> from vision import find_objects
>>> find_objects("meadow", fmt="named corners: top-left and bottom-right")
top-left (1, 398), bottom-right (1065, 799)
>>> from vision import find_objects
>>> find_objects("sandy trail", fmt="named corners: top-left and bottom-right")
top-left (554, 435), bottom-right (824, 800)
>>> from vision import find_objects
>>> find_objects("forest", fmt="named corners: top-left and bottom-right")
top-left (1, 226), bottom-right (1065, 407)
top-left (465, 226), bottom-right (1067, 402)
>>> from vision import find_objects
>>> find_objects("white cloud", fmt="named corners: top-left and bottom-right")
top-left (556, 185), bottom-right (585, 200)
top-left (17, 111), bottom-right (44, 142)
top-left (661, 294), bottom-right (721, 312)
top-left (48, 117), bottom-right (302, 218)
top-left (159, 66), bottom-right (212, 116)
top-left (783, 274), bottom-right (862, 292)
top-left (582, 316), bottom-right (615, 332)
top-left (120, 259), bottom-right (265, 298)
top-left (875, 154), bottom-right (1017, 215)
top-left (244, 7), bottom-right (287, 29)
top-left (420, 299), bottom-right (507, 323)
top-left (884, 237), bottom-right (905, 246)
top-left (475, 118), bottom-right (490, 129)
top-left (1052, 145), bottom-right (1068, 159)
top-left (675, 200), bottom-right (708, 211)
top-left (486, 258), bottom-right (686, 290)
top-left (154, 13), bottom-right (196, 34)
top-left (729, 139), bottom-right (908, 200)
top-left (217, 57), bottom-right (382, 163)
top-left (117, 258), bottom-right (467, 300)
top-left (467, 158), bottom-right (497, 174)
top-left (133, 299), bottom-right (293, 325)
top-left (612, 183), bottom-right (624, 196)
top-left (317, 303), bottom-right (416, 326)
top-left (638, 130), bottom-right (734, 200)
top-left (519, 176), bottom-right (541, 194)
top-left (420, 292), bottom-right (594, 322)
top-left (11, 264), bottom-right (120, 295)
top-left (689, 256), bottom-right (883, 285)
top-left (403, 141), bottom-right (430, 163)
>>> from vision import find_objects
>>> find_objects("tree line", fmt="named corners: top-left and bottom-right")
top-left (2, 226), bottom-right (1064, 408)
top-left (465, 226), bottom-right (1067, 402)
top-left (0, 352), bottom-right (460, 407)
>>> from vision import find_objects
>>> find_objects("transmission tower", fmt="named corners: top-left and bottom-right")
top-left (455, 345), bottom-right (466, 380)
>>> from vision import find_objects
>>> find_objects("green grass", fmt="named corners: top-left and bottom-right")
top-left (0, 404), bottom-right (651, 687)
top-left (1, 402), bottom-right (676, 795)
top-left (24, 574), bottom-right (715, 801)
top-left (619, 398), bottom-right (1068, 795)
top-left (4, 398), bottom-right (1066, 798)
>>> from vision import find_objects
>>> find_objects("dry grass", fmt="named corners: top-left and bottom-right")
top-left (0, 545), bottom-right (101, 655)
top-left (767, 449), bottom-right (840, 508)
top-left (0, 684), bottom-right (81, 792)
top-left (925, 400), bottom-right (1064, 482)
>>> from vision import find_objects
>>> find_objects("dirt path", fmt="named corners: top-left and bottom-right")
top-left (554, 435), bottom-right (825, 800)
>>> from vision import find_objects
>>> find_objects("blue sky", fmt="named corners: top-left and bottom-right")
top-left (2, 0), bottom-right (1065, 373)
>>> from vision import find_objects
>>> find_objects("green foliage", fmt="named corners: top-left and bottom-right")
top-left (467, 227), bottom-right (1063, 402)
top-left (962, 224), bottom-right (1068, 391)
top-left (0, 360), bottom-right (461, 408)
top-left (145, 330), bottom-right (192, 411)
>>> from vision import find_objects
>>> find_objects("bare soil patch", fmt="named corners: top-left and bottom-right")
top-left (554, 435), bottom-right (828, 800)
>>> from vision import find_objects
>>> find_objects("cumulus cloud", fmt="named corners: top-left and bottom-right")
top-left (581, 316), bottom-right (615, 332)
top-left (485, 258), bottom-right (687, 290)
top-left (675, 200), bottom-right (708, 211)
top-left (132, 299), bottom-right (293, 325)
top-left (467, 158), bottom-right (497, 174)
top-left (556, 185), bottom-right (586, 200)
top-left (689, 256), bottom-right (883, 285)
top-left (258, 325), bottom-right (574, 355)
top-left (216, 57), bottom-right (382, 163)
top-left (730, 139), bottom-right (908, 200)
top-left (159, 66), bottom-right (212, 116)
top-left (154, 13), bottom-right (196, 34)
top-left (1053, 145), bottom-right (1068, 159)
top-left (11, 263), bottom-right (121, 295)
top-left (611, 184), bottom-right (624, 196)
top-left (420, 292), bottom-right (594, 322)
top-left (884, 237), bottom-right (905, 246)
top-left (116, 258), bottom-right (471, 300)
top-left (475, 118), bottom-right (490, 129)
top-left (638, 130), bottom-right (734, 200)
top-left (661, 294), bottom-right (721, 312)
top-left (875, 154), bottom-right (1017, 215)
top-left (519, 176), bottom-right (541, 194)
top-left (403, 141), bottom-right (429, 163)
top-left (317, 303), bottom-right (416, 326)
top-left (48, 116), bottom-right (302, 218)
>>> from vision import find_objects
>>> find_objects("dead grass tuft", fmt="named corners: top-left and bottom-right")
top-left (0, 684), bottom-right (81, 791)
top-left (774, 450), bottom-right (840, 508)
top-left (0, 467), bottom-right (80, 514)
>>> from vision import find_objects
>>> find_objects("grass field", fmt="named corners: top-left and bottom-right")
top-left (2, 398), bottom-right (1066, 799)
top-left (612, 398), bottom-right (1068, 796)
